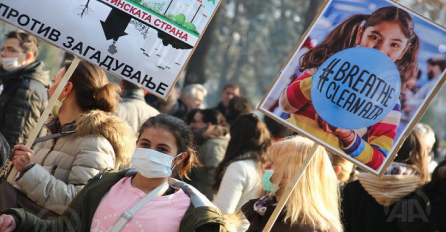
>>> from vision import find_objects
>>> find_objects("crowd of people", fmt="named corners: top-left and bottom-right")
top-left (0, 28), bottom-right (445, 232)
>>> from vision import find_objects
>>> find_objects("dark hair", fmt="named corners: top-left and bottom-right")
top-left (416, 69), bottom-right (422, 80)
top-left (64, 60), bottom-right (121, 112)
top-left (427, 56), bottom-right (446, 72)
top-left (6, 31), bottom-right (39, 57)
top-left (223, 83), bottom-right (241, 92)
top-left (264, 116), bottom-right (292, 140)
top-left (213, 114), bottom-right (272, 190)
top-left (137, 114), bottom-right (200, 180)
top-left (228, 96), bottom-right (252, 117)
top-left (186, 109), bottom-right (200, 125)
top-left (300, 6), bottom-right (420, 84)
top-left (431, 159), bottom-right (446, 182)
top-left (394, 129), bottom-right (430, 184)
top-left (200, 109), bottom-right (226, 125)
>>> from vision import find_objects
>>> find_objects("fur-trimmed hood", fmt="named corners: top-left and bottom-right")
top-left (74, 110), bottom-right (135, 168)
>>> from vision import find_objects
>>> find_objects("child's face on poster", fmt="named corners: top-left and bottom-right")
top-left (356, 21), bottom-right (410, 62)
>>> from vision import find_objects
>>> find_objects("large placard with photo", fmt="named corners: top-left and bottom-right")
top-left (258, 0), bottom-right (446, 175)
top-left (0, 0), bottom-right (221, 99)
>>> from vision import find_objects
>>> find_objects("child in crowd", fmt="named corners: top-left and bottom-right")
top-left (0, 114), bottom-right (230, 232)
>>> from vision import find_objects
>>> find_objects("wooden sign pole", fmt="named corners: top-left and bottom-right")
top-left (7, 57), bottom-right (81, 183)
top-left (262, 142), bottom-right (320, 232)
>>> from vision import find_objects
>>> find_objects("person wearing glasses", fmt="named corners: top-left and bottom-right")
top-left (0, 31), bottom-right (50, 147)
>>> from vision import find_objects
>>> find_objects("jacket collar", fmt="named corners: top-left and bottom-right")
top-left (0, 61), bottom-right (50, 88)
top-left (87, 169), bottom-right (226, 232)
top-left (59, 110), bottom-right (135, 168)
top-left (170, 178), bottom-right (216, 208)
top-left (121, 89), bottom-right (145, 101)
top-left (45, 119), bottom-right (77, 134)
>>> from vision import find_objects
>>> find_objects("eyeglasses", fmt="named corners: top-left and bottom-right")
top-left (0, 47), bottom-right (24, 55)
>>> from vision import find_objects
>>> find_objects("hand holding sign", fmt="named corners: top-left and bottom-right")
top-left (311, 47), bottom-right (401, 130)
top-left (315, 113), bottom-right (354, 147)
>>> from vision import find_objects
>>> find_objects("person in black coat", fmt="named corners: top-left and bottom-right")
top-left (0, 31), bottom-right (50, 147)
top-left (341, 129), bottom-right (431, 232)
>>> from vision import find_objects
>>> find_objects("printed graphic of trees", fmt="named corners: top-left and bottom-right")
top-left (142, 1), bottom-right (166, 14)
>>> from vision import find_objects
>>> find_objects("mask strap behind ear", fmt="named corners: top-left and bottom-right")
top-left (174, 153), bottom-right (183, 159)
top-left (171, 152), bottom-right (184, 171)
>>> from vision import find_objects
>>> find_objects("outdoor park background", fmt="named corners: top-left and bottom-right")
top-left (1, 0), bottom-right (446, 158)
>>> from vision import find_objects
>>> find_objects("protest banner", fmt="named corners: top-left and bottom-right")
top-left (1, 0), bottom-right (221, 181)
top-left (258, 0), bottom-right (446, 177)
top-left (259, 0), bottom-right (446, 230)
top-left (0, 0), bottom-right (222, 99)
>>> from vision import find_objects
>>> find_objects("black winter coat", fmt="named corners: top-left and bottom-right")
top-left (341, 180), bottom-right (430, 232)
top-left (0, 61), bottom-right (50, 147)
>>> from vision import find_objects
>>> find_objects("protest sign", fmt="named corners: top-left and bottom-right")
top-left (0, 0), bottom-right (221, 99)
top-left (312, 47), bottom-right (401, 130)
top-left (258, 0), bottom-right (446, 176)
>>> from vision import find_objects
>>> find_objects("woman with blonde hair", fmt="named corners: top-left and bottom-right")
top-left (242, 136), bottom-right (342, 232)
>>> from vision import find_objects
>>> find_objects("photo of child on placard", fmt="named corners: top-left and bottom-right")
top-left (259, 0), bottom-right (446, 174)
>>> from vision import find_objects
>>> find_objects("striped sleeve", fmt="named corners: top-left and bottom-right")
top-left (342, 103), bottom-right (401, 170)
top-left (286, 73), bottom-right (313, 112)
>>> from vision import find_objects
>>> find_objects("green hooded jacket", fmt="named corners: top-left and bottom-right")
top-left (3, 169), bottom-right (230, 232)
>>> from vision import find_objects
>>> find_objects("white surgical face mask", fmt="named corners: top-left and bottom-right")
top-left (131, 148), bottom-right (182, 178)
top-left (50, 96), bottom-right (66, 117)
top-left (1, 54), bottom-right (25, 73)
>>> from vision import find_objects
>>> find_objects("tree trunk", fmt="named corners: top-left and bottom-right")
top-left (303, 0), bottom-right (324, 30)
top-left (217, 0), bottom-right (242, 88)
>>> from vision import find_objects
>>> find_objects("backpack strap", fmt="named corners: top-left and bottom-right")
top-left (109, 181), bottom-right (169, 232)
top-left (18, 129), bottom-right (75, 151)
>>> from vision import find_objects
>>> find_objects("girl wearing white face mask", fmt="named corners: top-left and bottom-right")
top-left (0, 114), bottom-right (232, 232)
